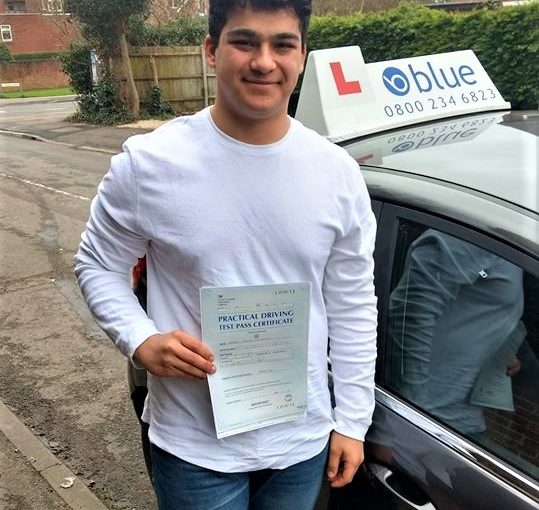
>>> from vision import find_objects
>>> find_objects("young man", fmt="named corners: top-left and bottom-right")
top-left (75, 1), bottom-right (377, 508)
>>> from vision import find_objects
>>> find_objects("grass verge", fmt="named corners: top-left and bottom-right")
top-left (0, 87), bottom-right (74, 99)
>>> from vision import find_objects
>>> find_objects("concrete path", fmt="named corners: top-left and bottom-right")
top-left (0, 400), bottom-right (109, 510)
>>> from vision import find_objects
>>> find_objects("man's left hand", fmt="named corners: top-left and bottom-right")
top-left (326, 431), bottom-right (364, 488)
top-left (506, 356), bottom-right (522, 377)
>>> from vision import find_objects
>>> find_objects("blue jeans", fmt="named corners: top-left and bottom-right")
top-left (150, 442), bottom-right (328, 510)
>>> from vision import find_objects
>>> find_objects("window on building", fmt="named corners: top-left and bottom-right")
top-left (42, 0), bottom-right (63, 12)
top-left (1, 25), bottom-right (13, 42)
top-left (7, 1), bottom-right (26, 12)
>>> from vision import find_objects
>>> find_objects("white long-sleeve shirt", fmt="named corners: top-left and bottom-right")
top-left (388, 230), bottom-right (523, 435)
top-left (75, 108), bottom-right (377, 472)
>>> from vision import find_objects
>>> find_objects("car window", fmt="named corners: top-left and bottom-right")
top-left (371, 199), bottom-right (382, 220)
top-left (384, 219), bottom-right (539, 481)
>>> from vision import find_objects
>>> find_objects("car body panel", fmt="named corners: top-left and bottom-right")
top-left (357, 409), bottom-right (537, 510)
top-left (361, 167), bottom-right (539, 257)
top-left (363, 389), bottom-right (539, 509)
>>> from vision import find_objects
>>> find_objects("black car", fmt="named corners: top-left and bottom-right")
top-left (330, 109), bottom-right (539, 510)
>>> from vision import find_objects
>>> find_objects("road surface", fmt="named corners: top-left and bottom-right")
top-left (0, 133), bottom-right (157, 510)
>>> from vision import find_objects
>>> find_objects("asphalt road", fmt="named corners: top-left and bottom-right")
top-left (0, 133), bottom-right (157, 509)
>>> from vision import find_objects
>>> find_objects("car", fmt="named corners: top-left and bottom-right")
top-left (129, 47), bottom-right (539, 509)
top-left (328, 108), bottom-right (539, 510)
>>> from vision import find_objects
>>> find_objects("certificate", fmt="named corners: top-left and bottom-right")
top-left (470, 321), bottom-right (526, 411)
top-left (200, 282), bottom-right (311, 438)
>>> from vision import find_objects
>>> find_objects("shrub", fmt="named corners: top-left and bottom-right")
top-left (58, 42), bottom-right (94, 95)
top-left (144, 83), bottom-right (174, 118)
top-left (60, 43), bottom-right (131, 124)
top-left (0, 42), bottom-right (13, 62)
top-left (70, 78), bottom-right (131, 125)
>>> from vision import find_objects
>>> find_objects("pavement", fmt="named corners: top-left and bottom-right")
top-left (0, 401), bottom-right (108, 510)
top-left (0, 95), bottom-right (166, 155)
top-left (0, 96), bottom-right (163, 510)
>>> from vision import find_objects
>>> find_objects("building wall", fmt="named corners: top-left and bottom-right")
top-left (1, 0), bottom-right (64, 14)
top-left (0, 13), bottom-right (75, 53)
top-left (485, 381), bottom-right (539, 471)
top-left (0, 0), bottom-right (76, 54)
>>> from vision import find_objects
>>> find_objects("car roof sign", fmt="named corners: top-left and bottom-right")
top-left (295, 46), bottom-right (511, 142)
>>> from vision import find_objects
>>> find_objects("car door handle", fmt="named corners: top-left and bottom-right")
top-left (369, 463), bottom-right (437, 510)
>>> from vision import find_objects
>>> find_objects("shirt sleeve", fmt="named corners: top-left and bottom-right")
top-left (323, 164), bottom-right (378, 441)
top-left (74, 147), bottom-right (160, 362)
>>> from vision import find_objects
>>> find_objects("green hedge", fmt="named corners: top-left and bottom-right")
top-left (12, 51), bottom-right (63, 61)
top-left (308, 2), bottom-right (538, 109)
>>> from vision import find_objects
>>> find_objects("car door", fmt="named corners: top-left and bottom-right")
top-left (330, 204), bottom-right (539, 510)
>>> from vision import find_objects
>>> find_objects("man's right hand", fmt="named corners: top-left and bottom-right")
top-left (133, 331), bottom-right (216, 380)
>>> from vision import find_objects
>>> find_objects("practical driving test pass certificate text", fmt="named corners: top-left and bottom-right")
top-left (200, 282), bottom-right (311, 438)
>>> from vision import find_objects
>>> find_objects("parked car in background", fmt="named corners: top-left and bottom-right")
top-left (129, 47), bottom-right (539, 509)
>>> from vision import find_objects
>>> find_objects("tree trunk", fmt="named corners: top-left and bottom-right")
top-left (117, 21), bottom-right (139, 118)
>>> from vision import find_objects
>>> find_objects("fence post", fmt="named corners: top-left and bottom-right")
top-left (149, 55), bottom-right (159, 85)
top-left (200, 45), bottom-right (209, 107)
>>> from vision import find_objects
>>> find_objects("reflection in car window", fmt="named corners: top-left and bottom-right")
top-left (386, 221), bottom-right (539, 480)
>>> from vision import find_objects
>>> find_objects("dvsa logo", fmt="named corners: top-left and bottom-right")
top-left (382, 62), bottom-right (477, 96)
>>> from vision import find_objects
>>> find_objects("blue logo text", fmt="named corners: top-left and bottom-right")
top-left (382, 61), bottom-right (477, 96)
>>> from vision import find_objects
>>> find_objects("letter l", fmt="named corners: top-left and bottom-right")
top-left (427, 62), bottom-right (445, 90)
top-left (330, 62), bottom-right (362, 95)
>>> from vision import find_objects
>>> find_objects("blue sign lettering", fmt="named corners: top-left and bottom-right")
top-left (382, 61), bottom-right (477, 96)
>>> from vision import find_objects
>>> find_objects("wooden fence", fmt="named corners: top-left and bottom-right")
top-left (129, 46), bottom-right (216, 114)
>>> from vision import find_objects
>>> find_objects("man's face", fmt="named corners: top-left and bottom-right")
top-left (205, 7), bottom-right (306, 124)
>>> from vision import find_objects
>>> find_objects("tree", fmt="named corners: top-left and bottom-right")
top-left (64, 0), bottom-right (150, 117)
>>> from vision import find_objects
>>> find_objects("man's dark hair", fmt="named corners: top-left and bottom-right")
top-left (208, 0), bottom-right (312, 45)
